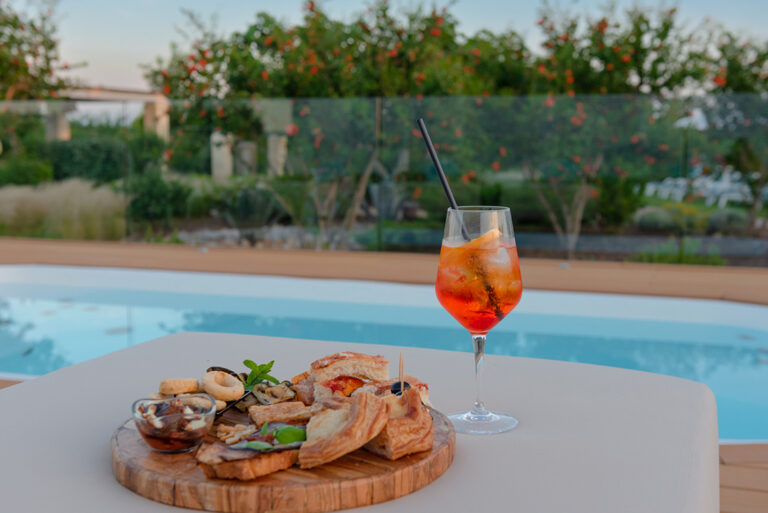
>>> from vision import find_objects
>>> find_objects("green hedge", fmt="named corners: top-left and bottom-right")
top-left (0, 156), bottom-right (53, 186)
top-left (126, 170), bottom-right (192, 222)
top-left (44, 137), bottom-right (132, 183)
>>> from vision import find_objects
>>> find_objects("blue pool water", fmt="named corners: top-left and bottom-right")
top-left (1, 265), bottom-right (767, 440)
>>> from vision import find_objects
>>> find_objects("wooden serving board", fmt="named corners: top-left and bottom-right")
top-left (111, 410), bottom-right (455, 513)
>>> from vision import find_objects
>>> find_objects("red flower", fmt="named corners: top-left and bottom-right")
top-left (285, 123), bottom-right (300, 136)
top-left (659, 144), bottom-right (669, 151)
top-left (389, 49), bottom-right (397, 57)
top-left (567, 90), bottom-right (575, 97)
top-left (310, 66), bottom-right (318, 74)
top-left (416, 93), bottom-right (424, 100)
top-left (163, 150), bottom-right (173, 161)
top-left (162, 84), bottom-right (170, 95)
top-left (475, 98), bottom-right (483, 106)
top-left (261, 71), bottom-right (269, 80)
top-left (713, 75), bottom-right (726, 87)
top-left (416, 73), bottom-right (425, 82)
top-left (472, 48), bottom-right (481, 56)
top-left (436, 16), bottom-right (444, 27)
top-left (198, 58), bottom-right (207, 68)
top-left (644, 155), bottom-right (656, 165)
top-left (588, 188), bottom-right (599, 199)
top-left (412, 128), bottom-right (422, 138)
top-left (455, 128), bottom-right (462, 137)
top-left (430, 28), bottom-right (442, 37)
top-left (216, 106), bottom-right (224, 118)
top-left (199, 110), bottom-right (207, 117)
top-left (606, 63), bottom-right (614, 70)
top-left (566, 76), bottom-right (574, 84)
top-left (468, 170), bottom-right (477, 178)
top-left (538, 64), bottom-right (547, 74)
top-left (621, 54), bottom-right (631, 63)
top-left (299, 106), bottom-right (310, 117)
top-left (499, 146), bottom-right (507, 157)
top-left (570, 116), bottom-right (582, 126)
top-left (630, 135), bottom-right (639, 144)
top-left (613, 45), bottom-right (621, 53)
top-left (464, 66), bottom-right (473, 73)
top-left (537, 17), bottom-right (546, 25)
top-left (412, 187), bottom-right (422, 199)
top-left (572, 155), bottom-right (582, 163)
top-left (461, 173), bottom-right (470, 184)
top-left (543, 95), bottom-right (555, 108)
top-left (491, 161), bottom-right (501, 171)
top-left (264, 36), bottom-right (273, 46)
top-left (314, 134), bottom-right (324, 149)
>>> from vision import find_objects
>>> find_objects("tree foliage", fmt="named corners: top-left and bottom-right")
top-left (0, 1), bottom-right (70, 100)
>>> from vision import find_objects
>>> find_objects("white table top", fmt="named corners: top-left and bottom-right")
top-left (0, 333), bottom-right (719, 513)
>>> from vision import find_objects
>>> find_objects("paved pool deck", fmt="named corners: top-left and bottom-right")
top-left (1, 237), bottom-right (767, 305)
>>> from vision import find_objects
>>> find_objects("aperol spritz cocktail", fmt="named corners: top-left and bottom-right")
top-left (435, 206), bottom-right (523, 434)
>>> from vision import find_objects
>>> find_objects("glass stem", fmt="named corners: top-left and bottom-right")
top-left (471, 334), bottom-right (490, 417)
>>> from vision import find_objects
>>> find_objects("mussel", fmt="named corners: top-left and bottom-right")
top-left (252, 381), bottom-right (296, 405)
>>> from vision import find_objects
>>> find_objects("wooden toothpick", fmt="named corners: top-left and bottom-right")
top-left (399, 353), bottom-right (404, 395)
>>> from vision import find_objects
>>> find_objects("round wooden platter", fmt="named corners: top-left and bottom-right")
top-left (111, 409), bottom-right (455, 513)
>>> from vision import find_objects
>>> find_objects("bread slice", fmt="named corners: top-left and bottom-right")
top-left (313, 375), bottom-right (365, 401)
top-left (310, 352), bottom-right (388, 383)
top-left (364, 388), bottom-right (433, 461)
top-left (196, 443), bottom-right (299, 480)
top-left (353, 375), bottom-right (431, 406)
top-left (248, 401), bottom-right (311, 427)
top-left (298, 392), bottom-right (388, 469)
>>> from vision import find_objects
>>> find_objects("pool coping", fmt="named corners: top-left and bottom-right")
top-left (1, 237), bottom-right (768, 305)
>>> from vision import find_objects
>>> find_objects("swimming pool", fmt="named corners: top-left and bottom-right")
top-left (1, 264), bottom-right (767, 439)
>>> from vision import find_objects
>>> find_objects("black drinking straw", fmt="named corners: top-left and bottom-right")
top-left (416, 118), bottom-right (470, 241)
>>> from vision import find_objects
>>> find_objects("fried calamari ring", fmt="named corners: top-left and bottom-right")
top-left (216, 399), bottom-right (227, 411)
top-left (159, 378), bottom-right (200, 395)
top-left (202, 371), bottom-right (244, 402)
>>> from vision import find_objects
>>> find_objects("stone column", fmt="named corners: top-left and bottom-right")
top-left (210, 131), bottom-right (234, 182)
top-left (44, 102), bottom-right (75, 141)
top-left (260, 99), bottom-right (293, 177)
top-left (143, 94), bottom-right (170, 141)
top-left (235, 140), bottom-right (258, 175)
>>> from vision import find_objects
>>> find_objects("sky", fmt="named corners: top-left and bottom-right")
top-left (27, 0), bottom-right (768, 91)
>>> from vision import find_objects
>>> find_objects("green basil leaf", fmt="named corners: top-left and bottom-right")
top-left (274, 425), bottom-right (306, 444)
top-left (264, 374), bottom-right (280, 385)
top-left (261, 422), bottom-right (269, 435)
top-left (242, 441), bottom-right (273, 451)
top-left (243, 359), bottom-right (259, 371)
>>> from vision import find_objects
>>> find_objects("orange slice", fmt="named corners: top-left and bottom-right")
top-left (460, 228), bottom-right (502, 250)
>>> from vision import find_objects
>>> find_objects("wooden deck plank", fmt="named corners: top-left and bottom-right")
top-left (721, 465), bottom-right (768, 492)
top-left (720, 487), bottom-right (768, 513)
top-left (0, 380), bottom-right (19, 390)
top-left (720, 444), bottom-right (768, 465)
top-left (2, 237), bottom-right (768, 305)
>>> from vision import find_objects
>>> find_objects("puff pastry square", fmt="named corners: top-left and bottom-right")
top-left (364, 387), bottom-right (434, 460)
top-left (298, 392), bottom-right (388, 469)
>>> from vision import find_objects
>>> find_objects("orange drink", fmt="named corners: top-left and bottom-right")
top-left (435, 230), bottom-right (522, 334)
top-left (435, 207), bottom-right (523, 434)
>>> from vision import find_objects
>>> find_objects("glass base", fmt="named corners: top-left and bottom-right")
top-left (448, 410), bottom-right (518, 435)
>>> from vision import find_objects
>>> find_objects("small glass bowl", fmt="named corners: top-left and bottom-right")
top-left (132, 393), bottom-right (216, 453)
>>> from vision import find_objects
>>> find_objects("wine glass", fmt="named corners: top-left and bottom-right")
top-left (435, 206), bottom-right (523, 434)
